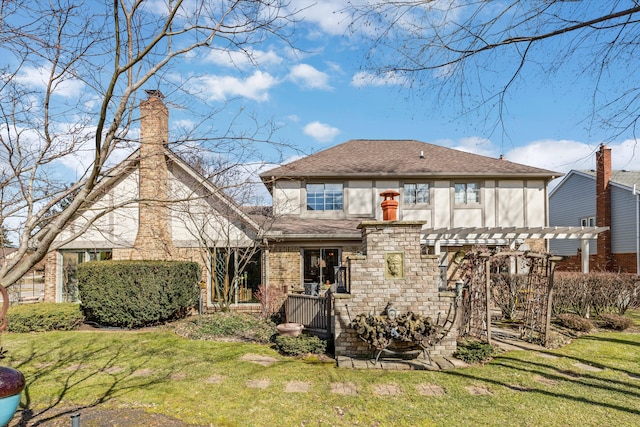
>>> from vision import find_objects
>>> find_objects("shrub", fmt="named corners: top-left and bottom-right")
top-left (555, 313), bottom-right (593, 332)
top-left (180, 312), bottom-right (276, 343)
top-left (78, 260), bottom-right (200, 328)
top-left (491, 273), bottom-right (528, 320)
top-left (599, 313), bottom-right (634, 331)
top-left (274, 334), bottom-right (327, 356)
top-left (255, 284), bottom-right (286, 320)
top-left (553, 272), bottom-right (640, 316)
top-left (7, 303), bottom-right (84, 332)
top-left (454, 339), bottom-right (495, 364)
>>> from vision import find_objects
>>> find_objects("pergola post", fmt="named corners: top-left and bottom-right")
top-left (485, 258), bottom-right (492, 345)
top-left (581, 238), bottom-right (590, 273)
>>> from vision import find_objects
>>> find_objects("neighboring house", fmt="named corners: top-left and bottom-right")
top-left (550, 144), bottom-right (639, 273)
top-left (43, 92), bottom-right (263, 306)
top-left (259, 140), bottom-right (563, 291)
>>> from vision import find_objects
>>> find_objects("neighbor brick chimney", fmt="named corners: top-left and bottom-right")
top-left (595, 144), bottom-right (612, 270)
top-left (132, 90), bottom-right (175, 260)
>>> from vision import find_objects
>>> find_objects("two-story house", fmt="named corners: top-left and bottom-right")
top-left (43, 93), bottom-right (589, 310)
top-left (259, 140), bottom-right (562, 290)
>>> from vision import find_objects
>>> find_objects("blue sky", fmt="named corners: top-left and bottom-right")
top-left (8, 1), bottom-right (640, 193)
top-left (162, 0), bottom-right (640, 190)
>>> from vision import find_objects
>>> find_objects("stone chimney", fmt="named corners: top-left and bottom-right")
top-left (595, 143), bottom-right (612, 270)
top-left (132, 91), bottom-right (175, 260)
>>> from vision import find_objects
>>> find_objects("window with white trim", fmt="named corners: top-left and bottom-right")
top-left (454, 182), bottom-right (480, 204)
top-left (306, 183), bottom-right (343, 211)
top-left (580, 216), bottom-right (595, 227)
top-left (404, 183), bottom-right (430, 204)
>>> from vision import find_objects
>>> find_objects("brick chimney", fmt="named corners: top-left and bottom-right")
top-left (595, 144), bottom-right (612, 270)
top-left (132, 91), bottom-right (175, 260)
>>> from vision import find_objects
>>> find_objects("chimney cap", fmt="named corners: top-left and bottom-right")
top-left (145, 89), bottom-right (164, 99)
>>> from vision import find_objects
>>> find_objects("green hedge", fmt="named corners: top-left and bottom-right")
top-left (7, 303), bottom-right (84, 332)
top-left (78, 260), bottom-right (201, 328)
top-left (274, 335), bottom-right (327, 356)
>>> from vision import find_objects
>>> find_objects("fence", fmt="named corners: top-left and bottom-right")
top-left (8, 271), bottom-right (45, 304)
top-left (285, 292), bottom-right (332, 338)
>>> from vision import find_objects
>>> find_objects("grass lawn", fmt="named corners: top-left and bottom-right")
top-left (2, 322), bottom-right (639, 426)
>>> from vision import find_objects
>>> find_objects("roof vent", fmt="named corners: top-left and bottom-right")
top-left (420, 150), bottom-right (424, 159)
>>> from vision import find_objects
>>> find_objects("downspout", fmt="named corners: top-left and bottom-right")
top-left (262, 237), bottom-right (270, 309)
top-left (635, 185), bottom-right (640, 275)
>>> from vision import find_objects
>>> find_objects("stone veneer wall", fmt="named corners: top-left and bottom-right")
top-left (334, 221), bottom-right (457, 358)
top-left (268, 246), bottom-right (300, 288)
top-left (268, 245), bottom-right (362, 289)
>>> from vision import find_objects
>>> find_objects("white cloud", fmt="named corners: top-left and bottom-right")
top-left (351, 70), bottom-right (407, 87)
top-left (505, 139), bottom-right (596, 174)
top-left (451, 136), bottom-right (495, 157)
top-left (193, 71), bottom-right (278, 102)
top-left (203, 48), bottom-right (283, 69)
top-left (289, 64), bottom-right (332, 90)
top-left (14, 66), bottom-right (84, 98)
top-left (304, 121), bottom-right (340, 143)
top-left (288, 0), bottom-right (353, 36)
top-left (506, 138), bottom-right (640, 179)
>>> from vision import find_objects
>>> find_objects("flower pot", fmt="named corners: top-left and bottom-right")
top-left (0, 366), bottom-right (25, 426)
top-left (277, 323), bottom-right (304, 337)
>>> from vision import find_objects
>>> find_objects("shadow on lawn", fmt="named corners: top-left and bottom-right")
top-left (441, 355), bottom-right (640, 417)
top-left (580, 334), bottom-right (640, 348)
top-left (10, 337), bottom-right (173, 427)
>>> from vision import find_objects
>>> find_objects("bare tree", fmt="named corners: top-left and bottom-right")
top-left (349, 1), bottom-right (640, 138)
top-left (170, 154), bottom-right (272, 311)
top-left (0, 0), bottom-right (293, 288)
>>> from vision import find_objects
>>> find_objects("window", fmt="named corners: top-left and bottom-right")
top-left (306, 183), bottom-right (343, 211)
top-left (303, 248), bottom-right (341, 292)
top-left (60, 250), bottom-right (112, 302)
top-left (454, 183), bottom-right (480, 204)
top-left (211, 248), bottom-right (261, 304)
top-left (580, 216), bottom-right (595, 227)
top-left (404, 183), bottom-right (429, 204)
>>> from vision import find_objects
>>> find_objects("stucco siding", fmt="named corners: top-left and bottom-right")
top-left (453, 208), bottom-right (483, 227)
top-left (273, 181), bottom-right (301, 216)
top-left (433, 181), bottom-right (450, 228)
top-left (483, 181), bottom-right (496, 227)
top-left (526, 181), bottom-right (546, 226)
top-left (497, 180), bottom-right (524, 227)
top-left (347, 180), bottom-right (373, 215)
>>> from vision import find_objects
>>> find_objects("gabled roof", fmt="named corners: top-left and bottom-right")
top-left (261, 140), bottom-right (561, 182)
top-left (581, 169), bottom-right (640, 190)
top-left (550, 169), bottom-right (640, 198)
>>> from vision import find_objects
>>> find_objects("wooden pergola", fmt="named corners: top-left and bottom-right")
top-left (422, 226), bottom-right (609, 273)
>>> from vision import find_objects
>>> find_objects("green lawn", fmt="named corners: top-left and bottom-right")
top-left (2, 325), bottom-right (639, 426)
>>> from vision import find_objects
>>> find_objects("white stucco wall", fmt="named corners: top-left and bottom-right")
top-left (347, 180), bottom-right (373, 215)
top-left (273, 181), bottom-right (301, 216)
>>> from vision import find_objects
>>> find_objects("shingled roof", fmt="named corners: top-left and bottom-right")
top-left (580, 169), bottom-right (640, 189)
top-left (260, 140), bottom-right (561, 181)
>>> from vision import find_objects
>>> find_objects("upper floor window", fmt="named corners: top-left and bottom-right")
top-left (581, 216), bottom-right (595, 227)
top-left (455, 182), bottom-right (480, 204)
top-left (404, 183), bottom-right (430, 204)
top-left (306, 183), bottom-right (343, 211)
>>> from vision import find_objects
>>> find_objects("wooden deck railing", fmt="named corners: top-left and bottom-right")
top-left (286, 293), bottom-right (332, 337)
